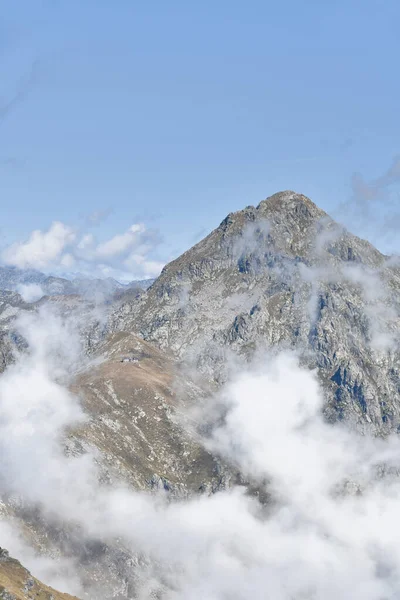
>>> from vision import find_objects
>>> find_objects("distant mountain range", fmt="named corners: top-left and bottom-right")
top-left (0, 266), bottom-right (154, 301)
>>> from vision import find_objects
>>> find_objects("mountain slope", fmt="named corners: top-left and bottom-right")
top-left (110, 191), bottom-right (400, 433)
top-left (0, 548), bottom-right (78, 600)
top-left (1, 330), bottom-right (230, 599)
top-left (71, 331), bottom-right (227, 493)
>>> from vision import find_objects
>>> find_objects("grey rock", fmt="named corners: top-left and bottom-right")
top-left (109, 190), bottom-right (400, 434)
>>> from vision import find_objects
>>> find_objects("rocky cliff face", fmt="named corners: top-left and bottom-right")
top-left (110, 191), bottom-right (400, 434)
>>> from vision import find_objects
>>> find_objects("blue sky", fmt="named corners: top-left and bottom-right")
top-left (1, 0), bottom-right (399, 280)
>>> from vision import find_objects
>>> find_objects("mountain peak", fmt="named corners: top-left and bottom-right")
top-left (216, 191), bottom-right (329, 240)
top-left (212, 191), bottom-right (332, 262)
top-left (109, 189), bottom-right (397, 435)
top-left (257, 190), bottom-right (328, 221)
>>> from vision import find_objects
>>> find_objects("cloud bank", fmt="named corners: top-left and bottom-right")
top-left (1, 221), bottom-right (165, 281)
top-left (2, 306), bottom-right (400, 599)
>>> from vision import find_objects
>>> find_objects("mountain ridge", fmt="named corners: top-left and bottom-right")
top-left (109, 190), bottom-right (400, 433)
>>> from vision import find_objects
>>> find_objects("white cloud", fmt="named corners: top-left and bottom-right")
top-left (16, 283), bottom-right (44, 303)
top-left (123, 253), bottom-right (165, 278)
top-left (95, 224), bottom-right (146, 258)
top-left (59, 252), bottom-right (76, 268)
top-left (76, 233), bottom-right (94, 250)
top-left (1, 222), bottom-right (75, 270)
top-left (1, 221), bottom-right (164, 281)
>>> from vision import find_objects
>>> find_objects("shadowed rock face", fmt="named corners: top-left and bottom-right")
top-left (109, 191), bottom-right (400, 434)
top-left (0, 547), bottom-right (78, 600)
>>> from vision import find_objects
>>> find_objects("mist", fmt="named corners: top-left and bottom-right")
top-left (1, 296), bottom-right (400, 599)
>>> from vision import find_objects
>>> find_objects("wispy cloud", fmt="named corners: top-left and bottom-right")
top-left (83, 207), bottom-right (114, 227)
top-left (0, 60), bottom-right (41, 124)
top-left (351, 156), bottom-right (400, 207)
top-left (334, 155), bottom-right (400, 253)
top-left (0, 157), bottom-right (26, 169)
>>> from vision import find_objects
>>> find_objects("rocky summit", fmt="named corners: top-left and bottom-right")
top-left (1, 190), bottom-right (400, 598)
top-left (110, 191), bottom-right (400, 434)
